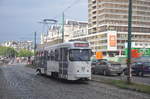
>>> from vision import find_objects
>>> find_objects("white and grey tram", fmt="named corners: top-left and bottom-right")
top-left (35, 41), bottom-right (92, 80)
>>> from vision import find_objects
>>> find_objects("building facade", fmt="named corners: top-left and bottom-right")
top-left (1, 41), bottom-right (34, 51)
top-left (41, 20), bottom-right (88, 46)
top-left (41, 0), bottom-right (150, 57)
top-left (82, 0), bottom-right (150, 56)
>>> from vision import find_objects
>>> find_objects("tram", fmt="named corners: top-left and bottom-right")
top-left (35, 41), bottom-right (92, 80)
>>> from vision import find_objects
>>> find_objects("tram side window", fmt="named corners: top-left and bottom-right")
top-left (50, 51), bottom-right (55, 61)
top-left (60, 48), bottom-right (68, 61)
top-left (35, 51), bottom-right (39, 60)
top-left (41, 51), bottom-right (44, 58)
top-left (44, 51), bottom-right (48, 60)
top-left (47, 51), bottom-right (51, 60)
top-left (55, 49), bottom-right (59, 61)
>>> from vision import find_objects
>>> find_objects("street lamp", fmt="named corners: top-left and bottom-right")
top-left (62, 12), bottom-right (65, 43)
top-left (34, 32), bottom-right (36, 55)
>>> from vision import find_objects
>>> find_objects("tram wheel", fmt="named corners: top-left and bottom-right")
top-left (51, 72), bottom-right (59, 78)
top-left (139, 72), bottom-right (144, 77)
top-left (36, 69), bottom-right (42, 75)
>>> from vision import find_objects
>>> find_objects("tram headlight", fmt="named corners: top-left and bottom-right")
top-left (77, 70), bottom-right (79, 72)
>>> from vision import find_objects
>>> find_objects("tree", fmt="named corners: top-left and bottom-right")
top-left (17, 49), bottom-right (33, 57)
top-left (0, 46), bottom-right (17, 57)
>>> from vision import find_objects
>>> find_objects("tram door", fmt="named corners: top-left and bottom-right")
top-left (59, 48), bottom-right (68, 78)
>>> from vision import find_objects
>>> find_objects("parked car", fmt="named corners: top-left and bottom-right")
top-left (91, 60), bottom-right (122, 76)
top-left (123, 62), bottom-right (150, 76)
top-left (91, 59), bottom-right (107, 67)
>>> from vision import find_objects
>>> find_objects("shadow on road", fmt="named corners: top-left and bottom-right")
top-left (36, 74), bottom-right (89, 85)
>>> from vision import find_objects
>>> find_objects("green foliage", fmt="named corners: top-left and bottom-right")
top-left (0, 46), bottom-right (17, 57)
top-left (17, 49), bottom-right (33, 57)
top-left (0, 46), bottom-right (33, 57)
top-left (109, 80), bottom-right (150, 94)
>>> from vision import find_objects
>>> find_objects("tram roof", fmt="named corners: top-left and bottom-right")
top-left (44, 41), bottom-right (90, 50)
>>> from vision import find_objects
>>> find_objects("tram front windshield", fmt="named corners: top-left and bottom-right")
top-left (69, 49), bottom-right (91, 61)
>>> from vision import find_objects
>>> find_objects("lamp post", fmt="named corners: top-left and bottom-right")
top-left (34, 32), bottom-right (37, 63)
top-left (127, 0), bottom-right (132, 84)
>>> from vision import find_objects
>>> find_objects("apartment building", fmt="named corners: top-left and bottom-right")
top-left (72, 0), bottom-right (150, 56)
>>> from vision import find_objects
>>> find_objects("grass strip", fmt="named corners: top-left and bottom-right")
top-left (93, 78), bottom-right (150, 94)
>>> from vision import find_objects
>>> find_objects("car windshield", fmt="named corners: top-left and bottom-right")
top-left (143, 62), bottom-right (150, 66)
top-left (97, 59), bottom-right (107, 62)
top-left (69, 49), bottom-right (91, 61)
top-left (109, 61), bottom-right (121, 66)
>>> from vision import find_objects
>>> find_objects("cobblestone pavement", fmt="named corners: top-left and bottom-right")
top-left (0, 64), bottom-right (150, 99)
top-left (92, 74), bottom-right (150, 86)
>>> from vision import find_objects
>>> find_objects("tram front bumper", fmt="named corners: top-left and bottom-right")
top-left (75, 74), bottom-right (91, 80)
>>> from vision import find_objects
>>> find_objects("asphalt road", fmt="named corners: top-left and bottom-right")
top-left (0, 64), bottom-right (150, 99)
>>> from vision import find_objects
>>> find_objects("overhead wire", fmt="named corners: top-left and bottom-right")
top-left (40, 0), bottom-right (82, 44)
top-left (53, 0), bottom-right (81, 21)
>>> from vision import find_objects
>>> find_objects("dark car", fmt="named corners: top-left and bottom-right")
top-left (124, 62), bottom-right (150, 76)
top-left (91, 60), bottom-right (122, 76)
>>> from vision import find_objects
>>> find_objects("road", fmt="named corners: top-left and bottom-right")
top-left (0, 64), bottom-right (150, 99)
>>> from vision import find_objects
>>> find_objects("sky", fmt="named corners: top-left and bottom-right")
top-left (0, 0), bottom-right (88, 43)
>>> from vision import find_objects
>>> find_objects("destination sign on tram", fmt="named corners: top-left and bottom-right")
top-left (74, 43), bottom-right (89, 47)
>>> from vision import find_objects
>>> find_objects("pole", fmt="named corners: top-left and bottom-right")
top-left (34, 32), bottom-right (37, 56)
top-left (62, 12), bottom-right (64, 43)
top-left (127, 0), bottom-right (132, 84)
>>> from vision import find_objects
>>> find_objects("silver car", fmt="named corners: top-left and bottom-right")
top-left (92, 60), bottom-right (122, 76)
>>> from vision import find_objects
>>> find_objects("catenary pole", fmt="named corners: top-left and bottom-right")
top-left (127, 0), bottom-right (132, 84)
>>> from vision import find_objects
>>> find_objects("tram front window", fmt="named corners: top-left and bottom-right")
top-left (69, 49), bottom-right (91, 61)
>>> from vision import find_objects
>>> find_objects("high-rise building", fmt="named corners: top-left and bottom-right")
top-left (87, 0), bottom-right (150, 56)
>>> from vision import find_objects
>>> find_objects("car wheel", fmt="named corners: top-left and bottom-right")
top-left (117, 73), bottom-right (121, 76)
top-left (91, 69), bottom-right (95, 74)
top-left (139, 72), bottom-right (144, 77)
top-left (135, 72), bottom-right (138, 76)
top-left (36, 69), bottom-right (42, 75)
top-left (121, 71), bottom-right (125, 76)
